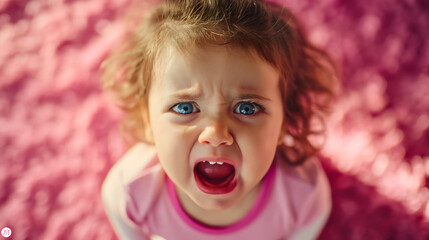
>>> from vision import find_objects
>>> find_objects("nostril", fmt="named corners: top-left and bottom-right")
top-left (199, 135), bottom-right (232, 146)
top-left (198, 125), bottom-right (233, 146)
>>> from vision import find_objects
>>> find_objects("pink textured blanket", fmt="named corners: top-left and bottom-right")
top-left (1, 0), bottom-right (428, 239)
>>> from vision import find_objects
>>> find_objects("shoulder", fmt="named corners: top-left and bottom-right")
top-left (102, 143), bottom-right (159, 203)
top-left (104, 143), bottom-right (158, 185)
top-left (101, 143), bottom-right (164, 234)
top-left (275, 156), bottom-right (332, 239)
top-left (277, 155), bottom-right (326, 186)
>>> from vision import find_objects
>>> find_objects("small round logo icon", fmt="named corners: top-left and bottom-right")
top-left (1, 227), bottom-right (12, 238)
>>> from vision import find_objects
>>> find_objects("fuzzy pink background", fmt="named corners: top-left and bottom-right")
top-left (1, 0), bottom-right (428, 239)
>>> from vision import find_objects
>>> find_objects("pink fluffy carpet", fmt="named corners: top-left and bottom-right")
top-left (1, 0), bottom-right (428, 239)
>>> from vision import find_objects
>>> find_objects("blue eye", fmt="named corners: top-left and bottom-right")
top-left (234, 102), bottom-right (262, 115)
top-left (171, 102), bottom-right (198, 114)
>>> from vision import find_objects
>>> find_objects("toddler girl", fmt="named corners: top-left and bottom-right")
top-left (101, 0), bottom-right (336, 239)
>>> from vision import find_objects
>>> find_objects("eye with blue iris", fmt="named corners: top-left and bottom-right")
top-left (234, 102), bottom-right (263, 115)
top-left (171, 102), bottom-right (199, 114)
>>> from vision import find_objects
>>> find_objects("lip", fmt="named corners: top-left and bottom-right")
top-left (194, 158), bottom-right (238, 195)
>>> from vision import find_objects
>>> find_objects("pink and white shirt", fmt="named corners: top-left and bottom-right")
top-left (102, 143), bottom-right (331, 240)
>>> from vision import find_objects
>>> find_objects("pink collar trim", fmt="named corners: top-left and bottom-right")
top-left (166, 159), bottom-right (276, 235)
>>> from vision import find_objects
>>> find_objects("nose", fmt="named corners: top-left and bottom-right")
top-left (198, 118), bottom-right (234, 147)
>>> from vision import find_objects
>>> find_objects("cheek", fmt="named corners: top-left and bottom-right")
top-left (238, 113), bottom-right (283, 168)
top-left (244, 126), bottom-right (279, 157)
top-left (150, 114), bottom-right (198, 167)
top-left (151, 127), bottom-right (189, 182)
top-left (152, 116), bottom-right (198, 142)
top-left (254, 112), bottom-right (283, 144)
top-left (239, 121), bottom-right (281, 159)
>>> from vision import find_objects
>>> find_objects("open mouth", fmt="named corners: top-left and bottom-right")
top-left (194, 160), bottom-right (237, 194)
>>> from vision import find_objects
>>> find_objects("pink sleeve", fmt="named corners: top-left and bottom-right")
top-left (284, 158), bottom-right (332, 240)
top-left (102, 171), bottom-right (150, 240)
top-left (101, 144), bottom-right (157, 240)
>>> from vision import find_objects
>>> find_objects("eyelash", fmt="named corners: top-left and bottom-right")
top-left (233, 101), bottom-right (265, 115)
top-left (170, 102), bottom-right (200, 114)
top-left (170, 101), bottom-right (265, 115)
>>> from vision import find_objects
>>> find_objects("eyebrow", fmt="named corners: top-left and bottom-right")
top-left (236, 86), bottom-right (271, 101)
top-left (167, 91), bottom-right (202, 101)
top-left (166, 88), bottom-right (271, 102)
top-left (234, 93), bottom-right (271, 102)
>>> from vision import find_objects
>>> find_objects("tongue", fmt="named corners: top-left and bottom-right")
top-left (196, 162), bottom-right (235, 186)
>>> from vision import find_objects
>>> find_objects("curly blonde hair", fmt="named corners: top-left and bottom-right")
top-left (101, 0), bottom-right (337, 165)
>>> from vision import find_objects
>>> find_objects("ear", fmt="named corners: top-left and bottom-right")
top-left (277, 123), bottom-right (288, 146)
top-left (140, 101), bottom-right (154, 144)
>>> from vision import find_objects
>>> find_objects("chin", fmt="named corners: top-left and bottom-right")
top-left (193, 190), bottom-right (242, 211)
top-left (197, 200), bottom-right (235, 211)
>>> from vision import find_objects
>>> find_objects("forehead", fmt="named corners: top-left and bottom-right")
top-left (152, 44), bottom-right (279, 94)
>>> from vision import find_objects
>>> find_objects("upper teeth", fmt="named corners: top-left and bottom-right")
top-left (204, 161), bottom-right (224, 165)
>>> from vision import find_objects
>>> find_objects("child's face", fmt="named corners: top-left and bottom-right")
top-left (148, 45), bottom-right (284, 211)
